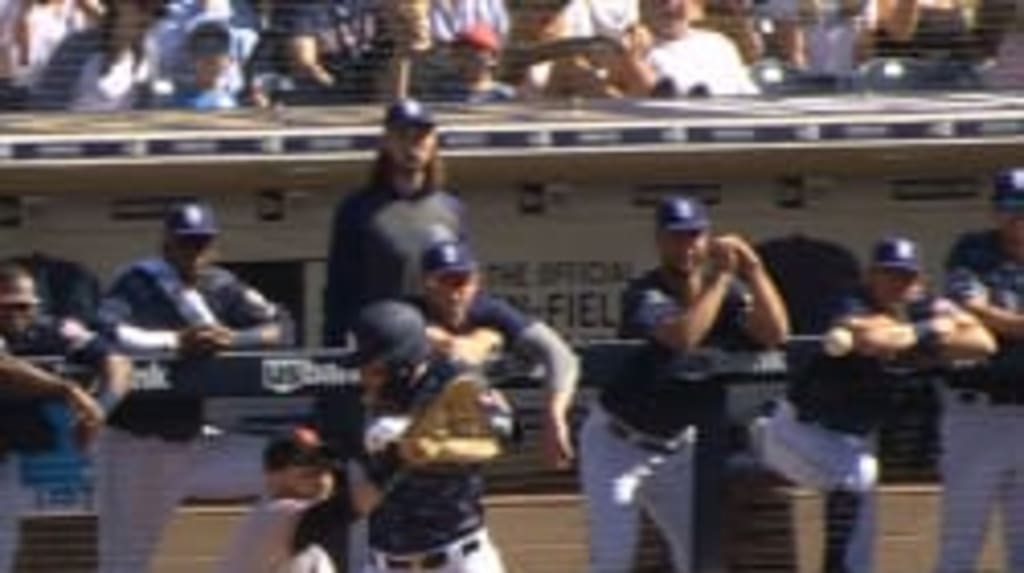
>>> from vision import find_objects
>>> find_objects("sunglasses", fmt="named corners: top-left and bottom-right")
top-left (0, 302), bottom-right (36, 312)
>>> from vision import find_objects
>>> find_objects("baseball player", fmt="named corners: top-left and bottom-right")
top-left (219, 426), bottom-right (338, 573)
top-left (413, 239), bottom-right (578, 468)
top-left (937, 168), bottom-right (1024, 573)
top-left (579, 195), bottom-right (790, 573)
top-left (320, 99), bottom-right (466, 571)
top-left (95, 200), bottom-right (293, 573)
top-left (0, 262), bottom-right (118, 573)
top-left (348, 300), bottom-right (512, 573)
top-left (751, 236), bottom-right (996, 573)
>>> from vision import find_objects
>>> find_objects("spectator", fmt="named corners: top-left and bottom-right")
top-left (439, 23), bottom-right (517, 101)
top-left (502, 0), bottom-right (624, 98)
top-left (431, 0), bottom-right (510, 42)
top-left (563, 0), bottom-right (638, 38)
top-left (766, 0), bottom-right (877, 75)
top-left (10, 0), bottom-right (103, 90)
top-left (95, 200), bottom-right (294, 573)
top-left (150, 1), bottom-right (259, 104)
top-left (250, 0), bottom-right (381, 106)
top-left (871, 0), bottom-right (978, 61)
top-left (616, 0), bottom-right (760, 96)
top-left (218, 427), bottom-right (338, 573)
top-left (978, 0), bottom-right (1024, 88)
top-left (30, 0), bottom-right (162, 111)
top-left (165, 18), bottom-right (242, 109)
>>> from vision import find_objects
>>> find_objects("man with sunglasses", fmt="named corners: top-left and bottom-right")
top-left (937, 169), bottom-right (1024, 573)
top-left (413, 239), bottom-right (578, 468)
top-left (0, 262), bottom-right (116, 573)
top-left (752, 236), bottom-right (995, 573)
top-left (95, 200), bottom-right (293, 573)
top-left (581, 195), bottom-right (789, 573)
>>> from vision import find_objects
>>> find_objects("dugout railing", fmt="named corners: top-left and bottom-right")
top-left (7, 338), bottom-right (974, 573)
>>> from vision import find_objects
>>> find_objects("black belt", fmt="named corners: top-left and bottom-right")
top-left (606, 417), bottom-right (685, 455)
top-left (378, 538), bottom-right (481, 570)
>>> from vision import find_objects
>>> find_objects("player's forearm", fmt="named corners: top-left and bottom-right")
top-left (517, 322), bottom-right (579, 398)
top-left (659, 273), bottom-right (733, 351)
top-left (0, 354), bottom-right (79, 400)
top-left (232, 324), bottom-right (287, 349)
top-left (744, 266), bottom-right (791, 348)
top-left (401, 436), bottom-right (502, 465)
top-left (965, 302), bottom-right (1024, 340)
top-left (939, 324), bottom-right (998, 360)
top-left (97, 353), bottom-right (134, 410)
top-left (850, 322), bottom-right (918, 355)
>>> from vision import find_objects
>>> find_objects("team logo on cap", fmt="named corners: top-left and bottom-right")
top-left (1013, 169), bottom-right (1024, 191)
top-left (440, 243), bottom-right (460, 264)
top-left (183, 205), bottom-right (204, 227)
top-left (894, 239), bottom-right (915, 260)
top-left (672, 200), bottom-right (694, 219)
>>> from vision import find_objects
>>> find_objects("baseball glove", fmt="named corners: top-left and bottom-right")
top-left (398, 376), bottom-right (514, 467)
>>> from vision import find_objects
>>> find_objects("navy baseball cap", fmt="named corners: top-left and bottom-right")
top-left (187, 19), bottom-right (232, 57)
top-left (992, 168), bottom-right (1024, 211)
top-left (422, 240), bottom-right (478, 275)
top-left (657, 196), bottom-right (710, 232)
top-left (871, 236), bottom-right (922, 273)
top-left (165, 201), bottom-right (218, 236)
top-left (384, 99), bottom-right (436, 129)
top-left (262, 426), bottom-right (334, 471)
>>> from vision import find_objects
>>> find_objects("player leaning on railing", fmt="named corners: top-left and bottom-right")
top-left (751, 235), bottom-right (996, 573)
top-left (579, 194), bottom-right (789, 573)
top-left (94, 200), bottom-right (293, 573)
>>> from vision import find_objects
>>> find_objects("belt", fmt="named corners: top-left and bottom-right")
top-left (375, 537), bottom-right (482, 571)
top-left (606, 418), bottom-right (686, 455)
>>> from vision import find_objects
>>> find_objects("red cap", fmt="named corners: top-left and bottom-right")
top-left (454, 23), bottom-right (501, 52)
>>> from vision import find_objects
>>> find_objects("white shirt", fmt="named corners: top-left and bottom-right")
top-left (764, 0), bottom-right (877, 75)
top-left (563, 0), bottom-right (638, 38)
top-left (70, 51), bottom-right (152, 111)
top-left (15, 0), bottom-right (89, 87)
top-left (430, 0), bottom-right (510, 43)
top-left (647, 29), bottom-right (759, 96)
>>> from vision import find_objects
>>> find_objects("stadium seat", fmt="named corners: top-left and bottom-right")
top-left (749, 59), bottom-right (852, 96)
top-left (855, 57), bottom-right (984, 92)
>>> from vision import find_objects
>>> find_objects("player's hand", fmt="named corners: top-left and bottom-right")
top-left (178, 325), bottom-right (233, 356)
top-left (715, 234), bottom-right (762, 278)
top-left (63, 384), bottom-right (104, 448)
top-left (708, 236), bottom-right (741, 276)
top-left (542, 410), bottom-right (575, 469)
top-left (619, 24), bottom-right (653, 59)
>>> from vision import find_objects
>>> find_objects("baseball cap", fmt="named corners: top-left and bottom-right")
top-left (453, 23), bottom-right (502, 53)
top-left (384, 99), bottom-right (436, 130)
top-left (351, 300), bottom-right (432, 368)
top-left (871, 236), bottom-right (922, 273)
top-left (263, 426), bottom-right (334, 472)
top-left (187, 18), bottom-right (232, 57)
top-left (422, 240), bottom-right (479, 275)
top-left (165, 201), bottom-right (218, 236)
top-left (992, 168), bottom-right (1024, 211)
top-left (656, 196), bottom-right (710, 232)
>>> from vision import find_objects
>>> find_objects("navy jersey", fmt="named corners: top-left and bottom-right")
top-left (946, 230), bottom-right (1023, 351)
top-left (600, 268), bottom-right (758, 438)
top-left (413, 292), bottom-right (534, 340)
top-left (0, 315), bottom-right (109, 452)
top-left (365, 360), bottom-right (485, 554)
top-left (98, 260), bottom-right (290, 441)
top-left (789, 289), bottom-right (955, 434)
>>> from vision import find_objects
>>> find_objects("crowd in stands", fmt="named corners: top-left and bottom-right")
top-left (0, 0), bottom-right (1022, 112)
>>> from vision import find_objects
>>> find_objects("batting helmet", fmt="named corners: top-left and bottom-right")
top-left (352, 300), bottom-right (431, 370)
